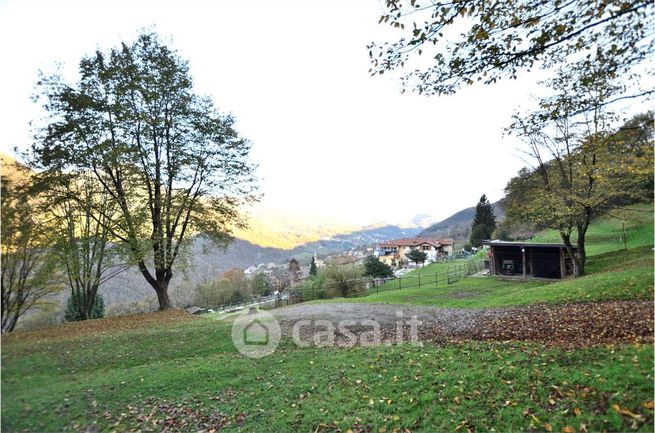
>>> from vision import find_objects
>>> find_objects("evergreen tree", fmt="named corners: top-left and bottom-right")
top-left (363, 256), bottom-right (394, 278)
top-left (406, 249), bottom-right (428, 267)
top-left (309, 256), bottom-right (318, 277)
top-left (64, 293), bottom-right (104, 322)
top-left (470, 195), bottom-right (496, 247)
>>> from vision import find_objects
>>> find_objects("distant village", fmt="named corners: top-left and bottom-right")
top-left (242, 236), bottom-right (466, 285)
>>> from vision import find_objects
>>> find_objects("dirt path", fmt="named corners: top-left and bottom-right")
top-left (273, 300), bottom-right (653, 347)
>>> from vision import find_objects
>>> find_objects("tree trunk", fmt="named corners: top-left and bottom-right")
top-left (575, 231), bottom-right (587, 277)
top-left (138, 261), bottom-right (175, 310)
top-left (154, 281), bottom-right (174, 311)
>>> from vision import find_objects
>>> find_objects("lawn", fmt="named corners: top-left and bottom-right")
top-left (2, 313), bottom-right (653, 432)
top-left (2, 203), bottom-right (653, 432)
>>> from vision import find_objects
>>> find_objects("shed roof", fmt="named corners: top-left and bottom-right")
top-left (482, 240), bottom-right (578, 249)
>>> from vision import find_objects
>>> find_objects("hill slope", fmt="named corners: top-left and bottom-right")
top-left (419, 200), bottom-right (505, 239)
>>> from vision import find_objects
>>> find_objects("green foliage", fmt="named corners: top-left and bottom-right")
top-left (405, 248), bottom-right (428, 266)
top-left (363, 255), bottom-right (394, 278)
top-left (463, 243), bottom-right (472, 252)
top-left (323, 264), bottom-right (366, 297)
top-left (32, 31), bottom-right (258, 310)
top-left (1, 164), bottom-right (62, 333)
top-left (493, 219), bottom-right (537, 241)
top-left (506, 95), bottom-right (654, 275)
top-left (369, 0), bottom-right (652, 96)
top-left (327, 203), bottom-right (654, 308)
top-left (64, 293), bottom-right (104, 322)
top-left (298, 273), bottom-right (329, 299)
top-left (470, 194), bottom-right (496, 246)
top-left (309, 256), bottom-right (318, 276)
top-left (250, 272), bottom-right (271, 296)
top-left (194, 269), bottom-right (252, 308)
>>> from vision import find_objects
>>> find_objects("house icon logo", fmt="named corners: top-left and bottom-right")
top-left (243, 319), bottom-right (269, 345)
top-left (231, 309), bottom-right (281, 358)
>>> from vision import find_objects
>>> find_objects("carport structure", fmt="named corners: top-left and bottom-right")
top-left (482, 240), bottom-right (578, 279)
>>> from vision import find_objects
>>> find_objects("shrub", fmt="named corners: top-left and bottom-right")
top-left (363, 255), bottom-right (394, 278)
top-left (64, 293), bottom-right (104, 321)
top-left (105, 299), bottom-right (158, 317)
top-left (323, 265), bottom-right (366, 298)
top-left (297, 274), bottom-right (328, 300)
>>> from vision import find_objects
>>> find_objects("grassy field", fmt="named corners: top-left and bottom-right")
top-left (2, 203), bottom-right (653, 432)
top-left (318, 203), bottom-right (654, 308)
top-left (315, 246), bottom-right (653, 308)
top-left (2, 313), bottom-right (653, 432)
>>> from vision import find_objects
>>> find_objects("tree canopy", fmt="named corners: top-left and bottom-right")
top-left (406, 248), bottom-right (428, 266)
top-left (504, 54), bottom-right (653, 275)
top-left (363, 255), bottom-right (394, 278)
top-left (32, 32), bottom-right (258, 310)
top-left (1, 163), bottom-right (62, 332)
top-left (369, 0), bottom-right (653, 96)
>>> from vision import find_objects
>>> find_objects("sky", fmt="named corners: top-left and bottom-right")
top-left (0, 0), bottom-right (549, 227)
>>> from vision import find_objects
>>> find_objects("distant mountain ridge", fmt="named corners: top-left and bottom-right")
top-left (419, 200), bottom-right (505, 240)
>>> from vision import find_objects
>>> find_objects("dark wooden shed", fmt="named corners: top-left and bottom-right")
top-left (482, 240), bottom-right (577, 279)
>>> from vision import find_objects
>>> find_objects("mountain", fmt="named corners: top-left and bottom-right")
top-left (419, 200), bottom-right (505, 240)
top-left (233, 207), bottom-right (363, 249)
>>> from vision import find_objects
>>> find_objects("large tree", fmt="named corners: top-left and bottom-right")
top-left (1, 163), bottom-right (61, 332)
top-left (32, 33), bottom-right (257, 310)
top-left (470, 194), bottom-right (496, 246)
top-left (505, 58), bottom-right (653, 276)
top-left (369, 0), bottom-right (653, 96)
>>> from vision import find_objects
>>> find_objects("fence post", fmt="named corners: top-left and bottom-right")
top-left (398, 277), bottom-right (402, 290)
top-left (418, 273), bottom-right (421, 288)
top-left (435, 272), bottom-right (438, 287)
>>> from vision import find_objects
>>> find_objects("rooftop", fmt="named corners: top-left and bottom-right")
top-left (379, 237), bottom-right (454, 248)
top-left (482, 240), bottom-right (578, 249)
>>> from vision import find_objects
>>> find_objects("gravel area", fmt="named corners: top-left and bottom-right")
top-left (273, 300), bottom-right (653, 347)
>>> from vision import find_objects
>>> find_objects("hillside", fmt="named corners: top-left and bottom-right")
top-left (419, 199), bottom-right (505, 239)
top-left (25, 224), bottom-right (422, 313)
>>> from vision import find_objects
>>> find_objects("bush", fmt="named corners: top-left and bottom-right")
top-left (194, 274), bottom-right (252, 308)
top-left (64, 293), bottom-right (104, 321)
top-left (363, 255), bottom-right (394, 278)
top-left (105, 298), bottom-right (158, 317)
top-left (297, 274), bottom-right (328, 300)
top-left (323, 265), bottom-right (366, 298)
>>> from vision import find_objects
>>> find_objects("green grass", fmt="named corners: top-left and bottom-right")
top-left (316, 246), bottom-right (653, 308)
top-left (531, 203), bottom-right (654, 256)
top-left (3, 203), bottom-right (653, 432)
top-left (317, 203), bottom-right (654, 308)
top-left (2, 315), bottom-right (653, 432)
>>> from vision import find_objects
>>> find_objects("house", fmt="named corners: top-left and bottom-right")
top-left (377, 237), bottom-right (454, 265)
top-left (482, 240), bottom-right (577, 279)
